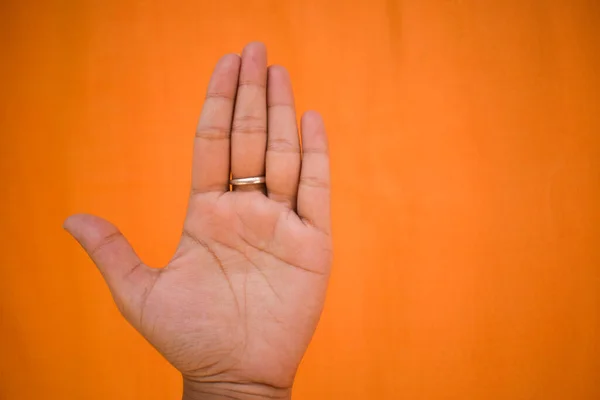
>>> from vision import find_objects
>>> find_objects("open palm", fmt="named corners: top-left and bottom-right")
top-left (64, 43), bottom-right (332, 400)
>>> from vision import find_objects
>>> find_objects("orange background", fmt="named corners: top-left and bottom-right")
top-left (1, 1), bottom-right (599, 399)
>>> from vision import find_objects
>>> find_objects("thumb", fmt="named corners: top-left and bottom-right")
top-left (64, 213), bottom-right (159, 324)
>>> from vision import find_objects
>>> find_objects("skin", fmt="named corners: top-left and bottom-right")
top-left (64, 42), bottom-right (332, 400)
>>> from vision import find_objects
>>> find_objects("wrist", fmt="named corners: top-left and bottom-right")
top-left (182, 377), bottom-right (292, 400)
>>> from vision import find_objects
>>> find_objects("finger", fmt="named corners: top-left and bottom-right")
top-left (266, 65), bottom-right (301, 209)
top-left (297, 111), bottom-right (331, 235)
top-left (192, 54), bottom-right (241, 194)
top-left (230, 42), bottom-right (268, 192)
top-left (63, 214), bottom-right (159, 324)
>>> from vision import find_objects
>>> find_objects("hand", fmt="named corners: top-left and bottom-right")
top-left (64, 42), bottom-right (332, 400)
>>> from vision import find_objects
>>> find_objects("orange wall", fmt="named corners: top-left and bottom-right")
top-left (1, 1), bottom-right (599, 399)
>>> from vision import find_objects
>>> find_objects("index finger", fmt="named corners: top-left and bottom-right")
top-left (191, 54), bottom-right (241, 195)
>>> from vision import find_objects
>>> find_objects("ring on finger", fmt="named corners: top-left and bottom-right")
top-left (229, 176), bottom-right (266, 186)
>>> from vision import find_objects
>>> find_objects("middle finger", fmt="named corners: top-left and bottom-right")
top-left (230, 42), bottom-right (268, 192)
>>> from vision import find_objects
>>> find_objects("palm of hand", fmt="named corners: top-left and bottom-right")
top-left (65, 42), bottom-right (331, 399)
top-left (144, 192), bottom-right (331, 387)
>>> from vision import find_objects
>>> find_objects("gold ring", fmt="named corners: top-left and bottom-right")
top-left (229, 176), bottom-right (266, 186)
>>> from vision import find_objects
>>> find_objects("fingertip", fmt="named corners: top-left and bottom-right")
top-left (216, 53), bottom-right (241, 69)
top-left (267, 65), bottom-right (294, 106)
top-left (301, 110), bottom-right (324, 126)
top-left (243, 41), bottom-right (267, 53)
top-left (241, 41), bottom-right (268, 63)
top-left (63, 214), bottom-right (90, 245)
top-left (63, 215), bottom-right (74, 231)
top-left (302, 111), bottom-right (326, 137)
top-left (62, 213), bottom-right (116, 243)
top-left (268, 64), bottom-right (289, 76)
top-left (267, 65), bottom-right (292, 91)
top-left (63, 213), bottom-right (87, 233)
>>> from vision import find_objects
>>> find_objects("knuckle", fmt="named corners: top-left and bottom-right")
top-left (238, 80), bottom-right (266, 89)
top-left (232, 115), bottom-right (267, 135)
top-left (195, 126), bottom-right (230, 140)
top-left (268, 103), bottom-right (294, 110)
top-left (267, 137), bottom-right (300, 153)
top-left (205, 91), bottom-right (235, 101)
top-left (300, 176), bottom-right (330, 189)
top-left (90, 230), bottom-right (123, 257)
top-left (302, 147), bottom-right (328, 155)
